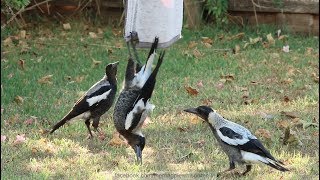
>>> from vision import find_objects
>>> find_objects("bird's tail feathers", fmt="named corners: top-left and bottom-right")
top-left (265, 158), bottom-right (289, 172)
top-left (50, 110), bottom-right (77, 134)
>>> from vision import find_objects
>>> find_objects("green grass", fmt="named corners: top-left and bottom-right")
top-left (1, 21), bottom-right (319, 179)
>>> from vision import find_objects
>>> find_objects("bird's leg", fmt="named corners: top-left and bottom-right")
top-left (92, 117), bottom-right (100, 133)
top-left (217, 161), bottom-right (236, 177)
top-left (241, 165), bottom-right (252, 176)
top-left (85, 119), bottom-right (94, 139)
top-left (126, 41), bottom-right (132, 58)
top-left (130, 31), bottom-right (141, 65)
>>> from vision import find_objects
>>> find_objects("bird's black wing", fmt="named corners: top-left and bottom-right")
top-left (219, 127), bottom-right (243, 139)
top-left (238, 138), bottom-right (276, 161)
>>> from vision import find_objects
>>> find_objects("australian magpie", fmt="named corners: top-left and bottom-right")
top-left (113, 37), bottom-right (165, 164)
top-left (184, 106), bottom-right (289, 176)
top-left (50, 62), bottom-right (119, 138)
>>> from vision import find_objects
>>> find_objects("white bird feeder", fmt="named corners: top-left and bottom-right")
top-left (124, 0), bottom-right (184, 48)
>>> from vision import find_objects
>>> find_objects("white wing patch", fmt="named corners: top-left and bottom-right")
top-left (130, 52), bottom-right (156, 88)
top-left (125, 99), bottom-right (155, 130)
top-left (241, 150), bottom-right (268, 164)
top-left (86, 89), bottom-right (111, 106)
top-left (216, 128), bottom-right (250, 146)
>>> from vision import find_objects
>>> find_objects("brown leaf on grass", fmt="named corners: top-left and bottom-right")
top-left (115, 42), bottom-right (123, 49)
top-left (249, 37), bottom-right (262, 44)
top-left (283, 127), bottom-right (302, 146)
top-left (112, 28), bottom-right (122, 37)
top-left (203, 42), bottom-right (212, 48)
top-left (188, 41), bottom-right (198, 49)
top-left (89, 32), bottom-right (98, 38)
top-left (226, 32), bottom-right (245, 40)
top-left (281, 111), bottom-right (299, 119)
top-left (185, 86), bottom-right (199, 96)
top-left (201, 37), bottom-right (213, 45)
top-left (18, 59), bottom-right (25, 70)
top-left (202, 99), bottom-right (213, 105)
top-left (38, 75), bottom-right (53, 84)
top-left (283, 95), bottom-right (290, 103)
top-left (220, 74), bottom-right (235, 82)
top-left (107, 48), bottom-right (113, 54)
top-left (14, 96), bottom-right (24, 104)
top-left (192, 48), bottom-right (203, 58)
top-left (255, 128), bottom-right (271, 140)
top-left (75, 75), bottom-right (85, 83)
top-left (305, 47), bottom-right (313, 55)
top-left (97, 28), bottom-right (103, 35)
top-left (195, 140), bottom-right (205, 148)
top-left (1, 135), bottom-right (7, 142)
top-left (233, 44), bottom-right (240, 54)
top-left (278, 35), bottom-right (288, 40)
top-left (24, 118), bottom-right (33, 125)
top-left (63, 23), bottom-right (71, 30)
top-left (276, 120), bottom-right (289, 129)
top-left (13, 134), bottom-right (26, 145)
top-left (108, 132), bottom-right (126, 147)
top-left (20, 30), bottom-right (26, 39)
top-left (98, 131), bottom-right (106, 141)
top-left (92, 58), bottom-right (102, 67)
top-left (266, 33), bottom-right (275, 45)
top-left (311, 72), bottom-right (319, 83)
top-left (39, 129), bottom-right (49, 134)
top-left (280, 78), bottom-right (293, 84)
top-left (177, 127), bottom-right (188, 132)
top-left (3, 37), bottom-right (12, 46)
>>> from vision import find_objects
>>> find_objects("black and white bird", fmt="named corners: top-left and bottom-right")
top-left (184, 106), bottom-right (289, 176)
top-left (113, 37), bottom-right (165, 164)
top-left (50, 62), bottom-right (119, 138)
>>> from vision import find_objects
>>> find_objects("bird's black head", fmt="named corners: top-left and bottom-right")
top-left (105, 61), bottom-right (119, 79)
top-left (127, 134), bottom-right (145, 165)
top-left (184, 106), bottom-right (214, 120)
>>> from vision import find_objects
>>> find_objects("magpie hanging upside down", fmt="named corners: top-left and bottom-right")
top-left (113, 37), bottom-right (165, 164)
top-left (50, 62), bottom-right (119, 138)
top-left (184, 106), bottom-right (289, 176)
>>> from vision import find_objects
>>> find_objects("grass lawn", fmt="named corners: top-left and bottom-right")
top-left (1, 20), bottom-right (319, 179)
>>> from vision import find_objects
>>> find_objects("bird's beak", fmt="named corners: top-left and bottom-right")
top-left (134, 145), bottom-right (142, 165)
top-left (184, 108), bottom-right (199, 115)
top-left (112, 61), bottom-right (119, 67)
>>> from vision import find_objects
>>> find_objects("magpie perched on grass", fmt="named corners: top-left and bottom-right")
top-left (50, 62), bottom-right (119, 138)
top-left (113, 37), bottom-right (165, 164)
top-left (184, 106), bottom-right (289, 176)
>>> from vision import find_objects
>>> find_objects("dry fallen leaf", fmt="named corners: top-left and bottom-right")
top-left (215, 82), bottom-right (224, 90)
top-left (281, 111), bottom-right (299, 119)
top-left (255, 128), bottom-right (271, 139)
top-left (178, 127), bottom-right (188, 132)
top-left (3, 37), bottom-right (12, 46)
top-left (281, 78), bottom-right (293, 84)
top-left (266, 33), bottom-right (275, 45)
top-left (201, 37), bottom-right (213, 45)
top-left (38, 75), bottom-right (53, 84)
top-left (192, 48), bottom-right (202, 58)
top-left (305, 47), bottom-right (313, 55)
top-left (203, 42), bottom-right (212, 48)
top-left (283, 127), bottom-right (302, 146)
top-left (278, 35), bottom-right (288, 40)
top-left (75, 75), bottom-right (85, 83)
top-left (220, 74), bottom-right (235, 82)
top-left (98, 131), bottom-right (106, 141)
top-left (311, 72), bottom-right (319, 83)
top-left (63, 23), bottom-right (71, 30)
top-left (276, 120), bottom-right (289, 129)
top-left (234, 44), bottom-right (240, 54)
top-left (18, 59), bottom-right (25, 70)
top-left (188, 41), bottom-right (198, 49)
top-left (226, 32), bottom-right (245, 40)
top-left (14, 96), bottom-right (24, 104)
top-left (1, 135), bottom-right (7, 142)
top-left (108, 132), bottom-right (127, 147)
top-left (283, 96), bottom-right (290, 103)
top-left (89, 32), bottom-right (98, 38)
top-left (92, 58), bottom-right (102, 67)
top-left (249, 37), bottom-right (262, 44)
top-left (20, 30), bottom-right (26, 39)
top-left (13, 134), bottom-right (26, 145)
top-left (185, 86), bottom-right (199, 96)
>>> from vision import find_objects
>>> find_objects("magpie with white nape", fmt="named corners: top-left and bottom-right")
top-left (113, 37), bottom-right (165, 164)
top-left (184, 106), bottom-right (289, 176)
top-left (50, 62), bottom-right (119, 138)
